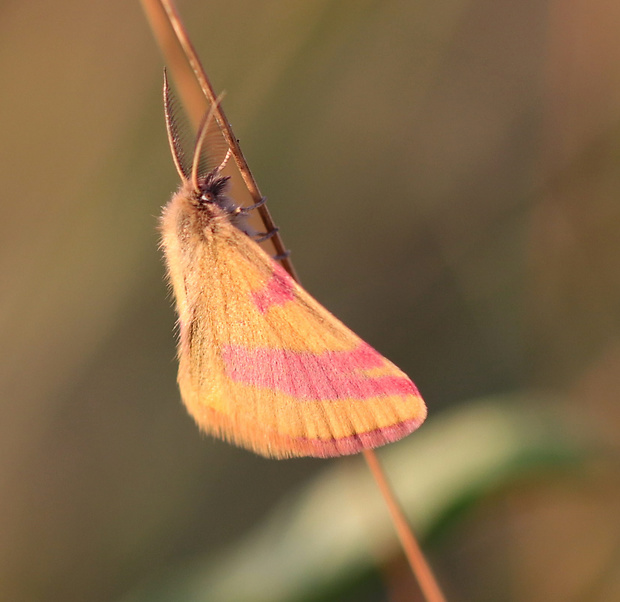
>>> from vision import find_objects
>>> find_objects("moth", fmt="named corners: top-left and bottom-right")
top-left (160, 78), bottom-right (427, 458)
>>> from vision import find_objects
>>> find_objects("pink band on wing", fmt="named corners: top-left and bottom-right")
top-left (221, 343), bottom-right (417, 401)
top-left (252, 265), bottom-right (295, 313)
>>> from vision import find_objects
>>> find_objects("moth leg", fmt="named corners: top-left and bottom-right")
top-left (253, 227), bottom-right (280, 243)
top-left (273, 249), bottom-right (291, 261)
top-left (239, 196), bottom-right (267, 213)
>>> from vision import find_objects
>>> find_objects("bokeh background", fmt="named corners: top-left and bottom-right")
top-left (2, 1), bottom-right (620, 600)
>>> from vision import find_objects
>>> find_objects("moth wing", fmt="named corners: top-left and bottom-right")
top-left (179, 225), bottom-right (426, 458)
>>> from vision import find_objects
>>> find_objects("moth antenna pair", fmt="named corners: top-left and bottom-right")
top-left (163, 70), bottom-right (231, 191)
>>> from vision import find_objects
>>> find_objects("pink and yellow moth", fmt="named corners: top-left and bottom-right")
top-left (159, 78), bottom-right (427, 458)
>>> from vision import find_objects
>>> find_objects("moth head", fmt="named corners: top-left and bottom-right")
top-left (193, 172), bottom-right (231, 209)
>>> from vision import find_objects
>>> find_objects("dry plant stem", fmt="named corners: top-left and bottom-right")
top-left (140, 0), bottom-right (205, 123)
top-left (141, 0), bottom-right (442, 598)
top-left (363, 449), bottom-right (446, 602)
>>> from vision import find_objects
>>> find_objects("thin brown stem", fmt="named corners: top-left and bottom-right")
top-left (141, 1), bottom-right (443, 598)
top-left (363, 449), bottom-right (446, 602)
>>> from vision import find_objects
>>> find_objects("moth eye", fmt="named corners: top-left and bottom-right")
top-left (202, 192), bottom-right (214, 202)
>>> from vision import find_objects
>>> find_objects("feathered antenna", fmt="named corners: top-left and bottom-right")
top-left (163, 70), bottom-right (188, 182)
top-left (216, 148), bottom-right (233, 175)
top-left (190, 93), bottom-right (225, 192)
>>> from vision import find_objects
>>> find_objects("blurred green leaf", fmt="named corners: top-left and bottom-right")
top-left (119, 392), bottom-right (582, 602)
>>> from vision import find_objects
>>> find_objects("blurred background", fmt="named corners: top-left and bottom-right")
top-left (1, 0), bottom-right (620, 600)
